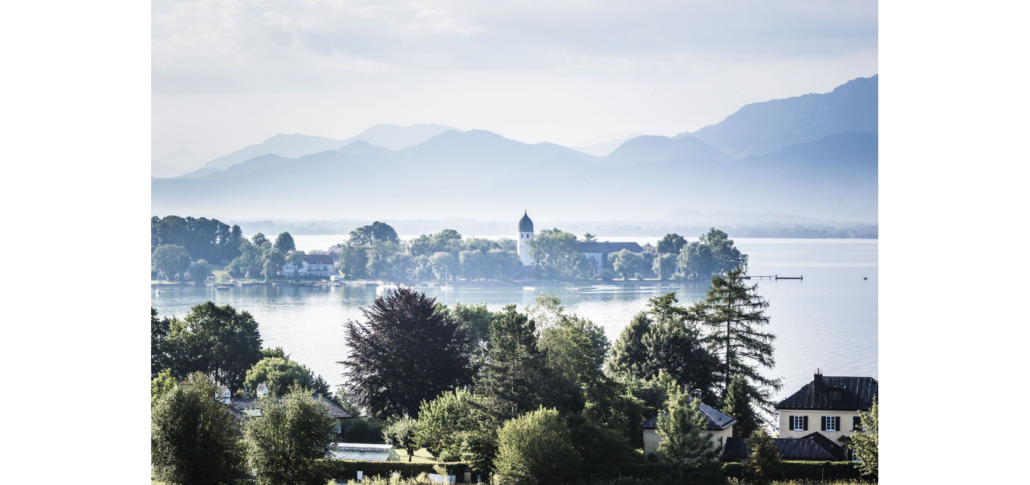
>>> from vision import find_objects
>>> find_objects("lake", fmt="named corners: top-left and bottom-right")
top-left (151, 237), bottom-right (877, 400)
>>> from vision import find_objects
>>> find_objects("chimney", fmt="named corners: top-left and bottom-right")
top-left (814, 369), bottom-right (824, 393)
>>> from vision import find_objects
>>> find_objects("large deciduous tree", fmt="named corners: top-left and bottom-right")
top-left (528, 228), bottom-right (590, 280)
top-left (164, 302), bottom-right (264, 392)
top-left (273, 232), bottom-right (296, 253)
top-left (245, 387), bottom-right (336, 485)
top-left (658, 233), bottom-right (688, 254)
top-left (190, 259), bottom-right (212, 285)
top-left (151, 373), bottom-right (246, 485)
top-left (244, 356), bottom-right (318, 397)
top-left (653, 253), bottom-right (678, 280)
top-left (348, 221), bottom-right (399, 246)
top-left (152, 307), bottom-right (171, 378)
top-left (341, 287), bottom-right (473, 419)
top-left (493, 408), bottom-right (579, 485)
top-left (152, 244), bottom-right (192, 281)
top-left (694, 267), bottom-right (780, 412)
top-left (678, 228), bottom-right (748, 279)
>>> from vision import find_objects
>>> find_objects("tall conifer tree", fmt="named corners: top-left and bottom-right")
top-left (477, 305), bottom-right (547, 419)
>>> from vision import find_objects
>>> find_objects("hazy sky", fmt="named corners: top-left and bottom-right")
top-left (153, 0), bottom-right (877, 159)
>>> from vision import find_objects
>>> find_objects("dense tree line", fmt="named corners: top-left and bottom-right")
top-left (152, 215), bottom-right (244, 263)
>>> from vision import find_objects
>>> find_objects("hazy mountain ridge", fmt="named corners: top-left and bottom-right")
top-left (153, 76), bottom-right (878, 224)
top-left (680, 75), bottom-right (878, 158)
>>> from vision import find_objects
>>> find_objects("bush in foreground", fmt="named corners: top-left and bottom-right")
top-left (493, 407), bottom-right (579, 485)
top-left (246, 386), bottom-right (337, 485)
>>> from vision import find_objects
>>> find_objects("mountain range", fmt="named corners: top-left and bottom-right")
top-left (152, 75), bottom-right (878, 224)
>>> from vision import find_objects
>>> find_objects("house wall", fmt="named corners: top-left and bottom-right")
top-left (643, 426), bottom-right (734, 458)
top-left (778, 409), bottom-right (861, 441)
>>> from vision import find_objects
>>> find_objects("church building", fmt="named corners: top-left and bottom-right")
top-left (517, 211), bottom-right (534, 266)
top-left (515, 211), bottom-right (644, 276)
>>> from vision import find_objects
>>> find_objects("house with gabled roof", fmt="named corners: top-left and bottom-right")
top-left (641, 397), bottom-right (737, 459)
top-left (221, 383), bottom-right (355, 439)
top-left (776, 371), bottom-right (878, 444)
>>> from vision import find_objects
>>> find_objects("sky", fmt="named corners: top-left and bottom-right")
top-left (152, 0), bottom-right (878, 161)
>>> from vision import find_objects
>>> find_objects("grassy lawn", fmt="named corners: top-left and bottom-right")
top-left (392, 447), bottom-right (441, 463)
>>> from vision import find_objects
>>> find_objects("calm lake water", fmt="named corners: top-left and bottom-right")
top-left (152, 237), bottom-right (877, 400)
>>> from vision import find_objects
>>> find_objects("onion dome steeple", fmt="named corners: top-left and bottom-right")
top-left (518, 211), bottom-right (534, 232)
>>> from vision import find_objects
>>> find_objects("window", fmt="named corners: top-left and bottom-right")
top-left (823, 416), bottom-right (840, 432)
top-left (829, 389), bottom-right (842, 401)
top-left (791, 415), bottom-right (805, 431)
top-left (853, 416), bottom-right (862, 431)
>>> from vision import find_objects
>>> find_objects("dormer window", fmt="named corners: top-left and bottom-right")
top-left (829, 389), bottom-right (843, 402)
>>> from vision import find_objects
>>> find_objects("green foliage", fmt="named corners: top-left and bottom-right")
top-left (342, 288), bottom-right (473, 420)
top-left (653, 254), bottom-right (678, 280)
top-left (349, 221), bottom-right (400, 246)
top-left (153, 307), bottom-right (171, 378)
top-left (152, 244), bottom-right (192, 281)
top-left (441, 302), bottom-right (497, 346)
top-left (477, 304), bottom-right (548, 419)
top-left (246, 386), bottom-right (337, 485)
top-left (338, 242), bottom-right (369, 279)
top-left (151, 373), bottom-right (246, 485)
top-left (583, 232), bottom-right (597, 242)
top-left (163, 302), bottom-right (264, 392)
top-left (677, 228), bottom-right (748, 279)
top-left (339, 418), bottom-right (386, 443)
top-left (849, 397), bottom-right (877, 477)
top-left (608, 294), bottom-right (721, 402)
top-left (262, 248), bottom-right (284, 281)
top-left (152, 216), bottom-right (240, 262)
top-left (693, 267), bottom-right (780, 411)
top-left (528, 228), bottom-right (592, 280)
top-left (657, 234), bottom-right (688, 255)
top-left (321, 461), bottom-right (470, 482)
top-left (274, 232), bottom-right (296, 253)
top-left (655, 387), bottom-right (721, 479)
top-left (190, 259), bottom-right (212, 284)
top-left (722, 374), bottom-right (762, 438)
top-left (429, 252), bottom-right (457, 281)
top-left (722, 461), bottom-right (862, 481)
top-left (609, 249), bottom-right (644, 280)
top-left (494, 408), bottom-right (579, 485)
top-left (151, 368), bottom-right (177, 406)
top-left (382, 417), bottom-right (419, 462)
top-left (415, 389), bottom-right (487, 462)
top-left (244, 356), bottom-right (319, 397)
top-left (745, 428), bottom-right (781, 483)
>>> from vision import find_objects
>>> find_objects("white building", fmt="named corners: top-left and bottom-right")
top-left (281, 254), bottom-right (336, 278)
top-left (517, 211), bottom-right (534, 266)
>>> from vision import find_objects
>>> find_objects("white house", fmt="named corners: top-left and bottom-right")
top-left (282, 254), bottom-right (336, 278)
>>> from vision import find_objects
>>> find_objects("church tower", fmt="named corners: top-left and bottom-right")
top-left (517, 211), bottom-right (534, 266)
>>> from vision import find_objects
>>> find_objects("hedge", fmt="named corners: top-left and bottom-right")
top-left (321, 460), bottom-right (472, 481)
top-left (580, 461), bottom-right (861, 482)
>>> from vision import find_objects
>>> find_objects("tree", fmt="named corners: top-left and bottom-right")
top-left (744, 428), bottom-right (781, 484)
top-left (678, 229), bottom-right (748, 279)
top-left (164, 302), bottom-right (264, 392)
top-left (608, 294), bottom-right (721, 402)
top-left (349, 221), bottom-right (399, 246)
top-left (442, 302), bottom-right (496, 347)
top-left (245, 386), bottom-right (336, 485)
top-left (151, 373), bottom-right (246, 485)
top-left (609, 249), bottom-right (643, 280)
top-left (153, 244), bottom-right (192, 281)
top-left (252, 233), bottom-right (268, 247)
top-left (653, 253), bottom-right (678, 280)
top-left (274, 232), bottom-right (296, 253)
top-left (190, 259), bottom-right (212, 285)
top-left (429, 252), bottom-right (457, 281)
top-left (382, 417), bottom-right (419, 462)
top-left (494, 408), bottom-right (579, 485)
top-left (151, 368), bottom-right (177, 406)
top-left (528, 228), bottom-right (590, 280)
top-left (244, 357), bottom-right (317, 397)
top-left (850, 397), bottom-right (878, 477)
top-left (338, 242), bottom-right (368, 279)
top-left (721, 374), bottom-right (761, 438)
top-left (655, 388), bottom-right (721, 479)
top-left (694, 267), bottom-right (781, 411)
top-left (153, 307), bottom-right (171, 378)
top-left (658, 233), bottom-right (688, 254)
top-left (262, 249), bottom-right (284, 281)
top-left (415, 389), bottom-right (488, 462)
top-left (477, 305), bottom-right (548, 419)
top-left (583, 233), bottom-right (597, 242)
top-left (341, 287), bottom-right (473, 419)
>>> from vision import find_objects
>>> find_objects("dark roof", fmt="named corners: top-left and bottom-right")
top-left (642, 400), bottom-right (737, 431)
top-left (304, 254), bottom-right (335, 265)
top-left (229, 394), bottom-right (353, 419)
top-left (519, 211), bottom-right (534, 232)
top-left (776, 374), bottom-right (878, 411)
top-left (579, 241), bottom-right (644, 254)
top-left (723, 433), bottom-right (846, 461)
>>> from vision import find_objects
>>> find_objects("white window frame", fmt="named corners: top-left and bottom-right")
top-left (791, 415), bottom-right (804, 431)
top-left (825, 416), bottom-right (839, 432)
